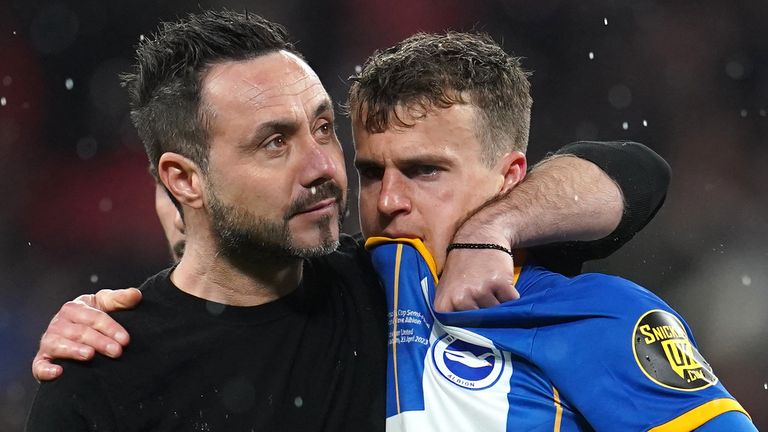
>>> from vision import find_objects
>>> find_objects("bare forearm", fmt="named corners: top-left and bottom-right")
top-left (438, 141), bottom-right (669, 310)
top-left (454, 155), bottom-right (623, 248)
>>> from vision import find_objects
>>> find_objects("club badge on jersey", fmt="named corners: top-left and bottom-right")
top-left (366, 237), bottom-right (753, 432)
top-left (366, 237), bottom-right (518, 432)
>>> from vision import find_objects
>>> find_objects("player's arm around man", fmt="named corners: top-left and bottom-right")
top-left (31, 139), bottom-right (670, 381)
top-left (436, 139), bottom-right (669, 311)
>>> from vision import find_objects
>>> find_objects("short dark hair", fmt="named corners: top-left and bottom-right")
top-left (122, 10), bottom-right (300, 177)
top-left (347, 32), bottom-right (532, 165)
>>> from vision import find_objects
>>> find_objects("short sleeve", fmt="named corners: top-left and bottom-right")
top-left (529, 274), bottom-right (749, 431)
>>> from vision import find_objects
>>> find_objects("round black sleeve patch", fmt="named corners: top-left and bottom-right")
top-left (632, 309), bottom-right (718, 391)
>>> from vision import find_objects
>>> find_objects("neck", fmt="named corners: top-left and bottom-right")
top-left (171, 228), bottom-right (303, 307)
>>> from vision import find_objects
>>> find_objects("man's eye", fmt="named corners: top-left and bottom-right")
top-left (264, 136), bottom-right (286, 151)
top-left (318, 121), bottom-right (332, 135)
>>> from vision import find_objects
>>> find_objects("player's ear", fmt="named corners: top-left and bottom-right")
top-left (494, 151), bottom-right (527, 195)
top-left (158, 152), bottom-right (205, 210)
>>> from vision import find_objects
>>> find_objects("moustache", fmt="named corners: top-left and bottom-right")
top-left (286, 182), bottom-right (345, 219)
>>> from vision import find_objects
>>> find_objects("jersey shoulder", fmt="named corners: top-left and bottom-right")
top-left (518, 265), bottom-right (668, 316)
top-left (519, 267), bottom-right (747, 431)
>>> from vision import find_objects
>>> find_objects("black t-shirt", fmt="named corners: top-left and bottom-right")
top-left (26, 235), bottom-right (387, 432)
top-left (26, 140), bottom-right (670, 431)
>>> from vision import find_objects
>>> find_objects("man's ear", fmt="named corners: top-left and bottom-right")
top-left (495, 151), bottom-right (527, 195)
top-left (173, 207), bottom-right (186, 234)
top-left (157, 152), bottom-right (205, 210)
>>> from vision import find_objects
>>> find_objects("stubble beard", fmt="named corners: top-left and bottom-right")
top-left (207, 181), bottom-right (345, 261)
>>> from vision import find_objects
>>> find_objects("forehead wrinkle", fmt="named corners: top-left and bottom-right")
top-left (246, 87), bottom-right (332, 126)
top-left (236, 92), bottom-right (334, 148)
top-left (241, 74), bottom-right (322, 107)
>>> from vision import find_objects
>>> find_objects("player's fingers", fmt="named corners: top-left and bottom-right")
top-left (446, 289), bottom-right (482, 312)
top-left (433, 290), bottom-right (453, 313)
top-left (94, 288), bottom-right (142, 312)
top-left (32, 356), bottom-right (63, 382)
top-left (493, 282), bottom-right (520, 304)
top-left (473, 287), bottom-right (502, 309)
top-left (56, 322), bottom-right (124, 358)
top-left (39, 332), bottom-right (95, 362)
top-left (55, 301), bottom-right (130, 346)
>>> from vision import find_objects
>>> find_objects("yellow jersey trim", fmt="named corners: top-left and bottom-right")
top-left (648, 398), bottom-right (751, 432)
top-left (552, 386), bottom-right (563, 432)
top-left (366, 237), bottom-right (438, 283)
top-left (365, 237), bottom-right (525, 287)
top-left (391, 244), bottom-right (403, 414)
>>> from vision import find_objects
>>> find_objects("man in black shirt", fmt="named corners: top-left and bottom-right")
top-left (27, 10), bottom-right (669, 432)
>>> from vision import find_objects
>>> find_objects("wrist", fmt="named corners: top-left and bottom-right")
top-left (453, 204), bottom-right (522, 250)
top-left (447, 242), bottom-right (514, 257)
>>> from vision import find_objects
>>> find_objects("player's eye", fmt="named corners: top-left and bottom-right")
top-left (357, 166), bottom-right (384, 181)
top-left (406, 165), bottom-right (441, 178)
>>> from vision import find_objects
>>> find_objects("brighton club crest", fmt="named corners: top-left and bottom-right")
top-left (432, 334), bottom-right (505, 390)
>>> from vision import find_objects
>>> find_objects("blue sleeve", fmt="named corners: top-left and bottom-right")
top-left (366, 237), bottom-right (438, 419)
top-left (529, 273), bottom-right (751, 431)
top-left (694, 411), bottom-right (757, 431)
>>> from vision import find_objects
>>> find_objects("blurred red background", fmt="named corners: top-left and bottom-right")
top-left (1, 0), bottom-right (766, 429)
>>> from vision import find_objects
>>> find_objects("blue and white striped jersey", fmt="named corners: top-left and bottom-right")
top-left (366, 238), bottom-right (751, 432)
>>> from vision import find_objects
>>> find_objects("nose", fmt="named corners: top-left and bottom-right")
top-left (378, 170), bottom-right (411, 217)
top-left (299, 140), bottom-right (339, 188)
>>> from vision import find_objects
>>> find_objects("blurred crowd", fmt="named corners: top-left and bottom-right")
top-left (1, 0), bottom-right (765, 429)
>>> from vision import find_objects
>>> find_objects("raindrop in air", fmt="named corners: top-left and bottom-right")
top-left (759, 109), bottom-right (766, 117)
top-left (294, 396), bottom-right (303, 408)
top-left (65, 78), bottom-right (74, 90)
top-left (28, 242), bottom-right (31, 246)
top-left (740, 109), bottom-right (748, 118)
top-left (603, 18), bottom-right (608, 26)
top-left (642, 119), bottom-right (648, 127)
top-left (354, 65), bottom-right (362, 74)
top-left (90, 274), bottom-right (99, 283)
top-left (588, 51), bottom-right (595, 60)
top-left (0, 97), bottom-right (6, 106)
top-left (139, 34), bottom-right (145, 41)
top-left (741, 275), bottom-right (752, 286)
top-left (99, 198), bottom-right (113, 212)
top-left (622, 121), bottom-right (629, 130)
